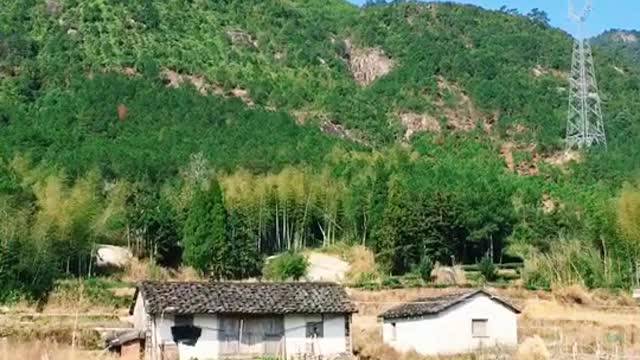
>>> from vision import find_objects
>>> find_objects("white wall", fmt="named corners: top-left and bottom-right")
top-left (137, 310), bottom-right (350, 360)
top-left (132, 293), bottom-right (147, 330)
top-left (150, 314), bottom-right (219, 360)
top-left (284, 314), bottom-right (348, 359)
top-left (382, 294), bottom-right (518, 356)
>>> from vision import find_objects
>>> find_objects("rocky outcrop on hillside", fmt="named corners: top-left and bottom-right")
top-left (345, 39), bottom-right (395, 86)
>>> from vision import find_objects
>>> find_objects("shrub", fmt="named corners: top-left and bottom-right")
top-left (400, 273), bottom-right (425, 288)
top-left (264, 252), bottom-right (309, 281)
top-left (381, 276), bottom-right (402, 289)
top-left (353, 272), bottom-right (380, 289)
top-left (432, 263), bottom-right (468, 285)
top-left (517, 336), bottom-right (550, 360)
top-left (414, 256), bottom-right (434, 282)
top-left (478, 256), bottom-right (498, 282)
top-left (552, 284), bottom-right (592, 305)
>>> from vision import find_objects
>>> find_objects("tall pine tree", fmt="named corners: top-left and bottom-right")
top-left (183, 179), bottom-right (229, 278)
top-left (376, 175), bottom-right (410, 274)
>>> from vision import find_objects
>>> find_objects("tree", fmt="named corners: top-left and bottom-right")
top-left (128, 189), bottom-right (181, 267)
top-left (264, 252), bottom-right (309, 281)
top-left (227, 213), bottom-right (263, 279)
top-left (618, 183), bottom-right (640, 253)
top-left (183, 179), bottom-right (229, 277)
top-left (527, 8), bottom-right (550, 25)
top-left (376, 175), bottom-right (411, 274)
top-left (364, 0), bottom-right (388, 8)
top-left (499, 6), bottom-right (520, 16)
top-left (478, 255), bottom-right (498, 282)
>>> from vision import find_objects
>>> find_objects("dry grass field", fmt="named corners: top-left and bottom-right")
top-left (0, 340), bottom-right (117, 360)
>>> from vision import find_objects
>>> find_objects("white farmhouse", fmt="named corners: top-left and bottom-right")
top-left (127, 281), bottom-right (356, 360)
top-left (380, 290), bottom-right (520, 356)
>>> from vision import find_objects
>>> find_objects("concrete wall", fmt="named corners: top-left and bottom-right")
top-left (382, 294), bottom-right (518, 356)
top-left (284, 314), bottom-right (348, 358)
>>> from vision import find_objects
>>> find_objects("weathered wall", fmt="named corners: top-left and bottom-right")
top-left (137, 311), bottom-right (349, 359)
top-left (150, 314), bottom-right (219, 360)
top-left (382, 294), bottom-right (518, 355)
top-left (284, 314), bottom-right (348, 358)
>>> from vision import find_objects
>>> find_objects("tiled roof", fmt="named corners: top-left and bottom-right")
top-left (380, 290), bottom-right (520, 320)
top-left (133, 281), bottom-right (357, 315)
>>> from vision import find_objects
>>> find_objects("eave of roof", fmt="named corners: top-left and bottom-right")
top-left (380, 289), bottom-right (520, 320)
top-left (131, 281), bottom-right (358, 316)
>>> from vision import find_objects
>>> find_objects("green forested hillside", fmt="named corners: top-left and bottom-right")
top-left (1, 0), bottom-right (640, 299)
top-left (593, 30), bottom-right (640, 65)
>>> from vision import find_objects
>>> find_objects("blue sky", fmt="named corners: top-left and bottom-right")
top-left (347, 1), bottom-right (639, 38)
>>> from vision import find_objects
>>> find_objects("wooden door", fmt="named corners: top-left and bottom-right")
top-left (219, 315), bottom-right (284, 358)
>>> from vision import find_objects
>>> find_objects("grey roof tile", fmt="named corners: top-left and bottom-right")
top-left (134, 281), bottom-right (357, 315)
top-left (380, 289), bottom-right (520, 320)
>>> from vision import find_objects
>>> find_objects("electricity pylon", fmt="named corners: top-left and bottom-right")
top-left (566, 0), bottom-right (606, 149)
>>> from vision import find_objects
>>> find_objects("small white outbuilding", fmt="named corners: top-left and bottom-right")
top-left (380, 290), bottom-right (520, 356)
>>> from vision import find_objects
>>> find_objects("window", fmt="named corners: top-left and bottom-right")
top-left (391, 323), bottom-right (397, 341)
top-left (472, 319), bottom-right (488, 338)
top-left (305, 321), bottom-right (324, 338)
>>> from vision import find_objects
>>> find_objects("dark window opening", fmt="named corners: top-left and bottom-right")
top-left (305, 321), bottom-right (324, 338)
top-left (171, 315), bottom-right (200, 346)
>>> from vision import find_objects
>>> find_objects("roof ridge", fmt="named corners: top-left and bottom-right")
top-left (380, 289), bottom-right (519, 320)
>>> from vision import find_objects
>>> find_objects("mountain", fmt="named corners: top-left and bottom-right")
top-left (593, 30), bottom-right (640, 65)
top-left (1, 1), bottom-right (640, 297)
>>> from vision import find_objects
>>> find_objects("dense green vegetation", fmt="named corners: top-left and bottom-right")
top-left (1, 0), bottom-right (639, 300)
top-left (593, 30), bottom-right (640, 66)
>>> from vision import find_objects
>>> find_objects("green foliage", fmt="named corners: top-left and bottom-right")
top-left (127, 188), bottom-right (181, 267)
top-left (414, 256), bottom-right (434, 283)
top-left (226, 213), bottom-right (263, 280)
top-left (53, 278), bottom-right (131, 308)
top-left (381, 276), bottom-right (402, 289)
top-left (183, 179), bottom-right (229, 278)
top-left (478, 256), bottom-right (498, 282)
top-left (264, 252), bottom-right (309, 281)
top-left (0, 237), bottom-right (58, 302)
top-left (593, 30), bottom-right (640, 66)
top-left (400, 272), bottom-right (425, 288)
top-left (0, 0), bottom-right (639, 300)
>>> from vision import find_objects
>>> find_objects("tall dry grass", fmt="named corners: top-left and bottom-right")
top-left (431, 264), bottom-right (467, 286)
top-left (0, 340), bottom-right (116, 360)
top-left (516, 336), bottom-right (550, 360)
top-left (122, 257), bottom-right (201, 283)
top-left (344, 245), bottom-right (379, 283)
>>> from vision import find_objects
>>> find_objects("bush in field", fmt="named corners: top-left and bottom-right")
top-left (264, 252), bottom-right (309, 281)
top-left (478, 256), bottom-right (498, 282)
top-left (517, 336), bottom-right (551, 360)
top-left (415, 256), bottom-right (434, 282)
